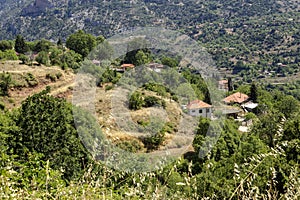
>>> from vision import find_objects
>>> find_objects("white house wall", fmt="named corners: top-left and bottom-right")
top-left (188, 108), bottom-right (212, 118)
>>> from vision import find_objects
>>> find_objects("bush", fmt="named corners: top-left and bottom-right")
top-left (144, 96), bottom-right (161, 107)
top-left (24, 73), bottom-right (38, 87)
top-left (115, 140), bottom-right (143, 153)
top-left (137, 119), bottom-right (150, 127)
top-left (143, 131), bottom-right (166, 151)
top-left (143, 82), bottom-right (168, 97)
top-left (0, 50), bottom-right (18, 60)
top-left (19, 54), bottom-right (29, 64)
top-left (59, 50), bottom-right (82, 70)
top-left (144, 95), bottom-right (166, 108)
top-left (0, 72), bottom-right (12, 96)
top-left (56, 72), bottom-right (63, 79)
top-left (0, 40), bottom-right (13, 51)
top-left (0, 101), bottom-right (5, 110)
top-left (36, 51), bottom-right (50, 66)
top-left (129, 91), bottom-right (144, 110)
top-left (105, 84), bottom-right (114, 91)
top-left (162, 122), bottom-right (176, 133)
top-left (46, 73), bottom-right (57, 82)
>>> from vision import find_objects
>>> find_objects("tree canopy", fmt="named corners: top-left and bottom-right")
top-left (15, 35), bottom-right (28, 54)
top-left (66, 30), bottom-right (96, 58)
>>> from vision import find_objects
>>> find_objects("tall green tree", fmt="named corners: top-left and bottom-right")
top-left (57, 37), bottom-right (63, 46)
top-left (66, 30), bottom-right (96, 58)
top-left (15, 35), bottom-right (28, 54)
top-left (135, 50), bottom-right (152, 66)
top-left (33, 39), bottom-right (52, 52)
top-left (12, 89), bottom-right (90, 181)
top-left (250, 82), bottom-right (258, 103)
top-left (228, 77), bottom-right (233, 91)
top-left (275, 95), bottom-right (299, 119)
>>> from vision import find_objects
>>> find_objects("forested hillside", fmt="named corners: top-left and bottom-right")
top-left (0, 0), bottom-right (299, 82)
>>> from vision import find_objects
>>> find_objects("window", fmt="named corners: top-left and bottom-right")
top-left (199, 109), bottom-right (203, 114)
top-left (206, 108), bottom-right (210, 113)
top-left (192, 110), bottom-right (196, 113)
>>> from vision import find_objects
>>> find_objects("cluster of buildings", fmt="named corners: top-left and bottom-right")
top-left (186, 80), bottom-right (258, 122)
top-left (108, 62), bottom-right (257, 124)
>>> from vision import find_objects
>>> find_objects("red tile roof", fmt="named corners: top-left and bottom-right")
top-left (187, 100), bottom-right (212, 109)
top-left (223, 92), bottom-right (249, 104)
top-left (121, 64), bottom-right (135, 69)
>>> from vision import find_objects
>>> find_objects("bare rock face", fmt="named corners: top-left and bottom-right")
top-left (21, 0), bottom-right (52, 17)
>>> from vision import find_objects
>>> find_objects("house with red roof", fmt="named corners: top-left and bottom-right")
top-left (187, 100), bottom-right (212, 118)
top-left (121, 64), bottom-right (135, 70)
top-left (223, 92), bottom-right (249, 105)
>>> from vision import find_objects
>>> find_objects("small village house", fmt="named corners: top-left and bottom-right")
top-left (116, 64), bottom-right (135, 72)
top-left (148, 62), bottom-right (164, 73)
top-left (187, 100), bottom-right (212, 118)
top-left (121, 63), bottom-right (135, 70)
top-left (223, 92), bottom-right (249, 105)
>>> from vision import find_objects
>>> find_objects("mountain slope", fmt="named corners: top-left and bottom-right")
top-left (0, 0), bottom-right (297, 40)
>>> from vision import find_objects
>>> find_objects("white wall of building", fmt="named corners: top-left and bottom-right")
top-left (188, 107), bottom-right (212, 118)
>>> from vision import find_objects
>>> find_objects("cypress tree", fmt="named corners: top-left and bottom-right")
top-left (15, 35), bottom-right (28, 54)
top-left (250, 82), bottom-right (258, 103)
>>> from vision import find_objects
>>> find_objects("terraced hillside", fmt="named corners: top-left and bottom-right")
top-left (0, 61), bottom-right (74, 109)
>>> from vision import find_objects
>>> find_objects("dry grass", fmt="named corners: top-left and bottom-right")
top-left (0, 61), bottom-right (74, 109)
top-left (93, 85), bottom-right (193, 153)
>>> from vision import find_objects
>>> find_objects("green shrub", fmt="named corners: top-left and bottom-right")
top-left (0, 101), bottom-right (5, 110)
top-left (143, 82), bottom-right (168, 97)
top-left (24, 73), bottom-right (38, 87)
top-left (115, 140), bottom-right (143, 153)
top-left (144, 96), bottom-right (161, 107)
top-left (143, 131), bottom-right (166, 151)
top-left (36, 51), bottom-right (50, 66)
top-left (144, 95), bottom-right (166, 109)
top-left (162, 122), bottom-right (176, 134)
top-left (46, 73), bottom-right (57, 82)
top-left (129, 91), bottom-right (144, 110)
top-left (105, 84), bottom-right (114, 91)
top-left (137, 119), bottom-right (150, 127)
top-left (0, 50), bottom-right (18, 60)
top-left (8, 98), bottom-right (14, 104)
top-left (19, 54), bottom-right (29, 64)
top-left (0, 72), bottom-right (12, 96)
top-left (56, 72), bottom-right (63, 79)
top-left (0, 40), bottom-right (13, 51)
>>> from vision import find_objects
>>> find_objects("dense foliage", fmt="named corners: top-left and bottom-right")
top-left (4, 88), bottom-right (91, 181)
